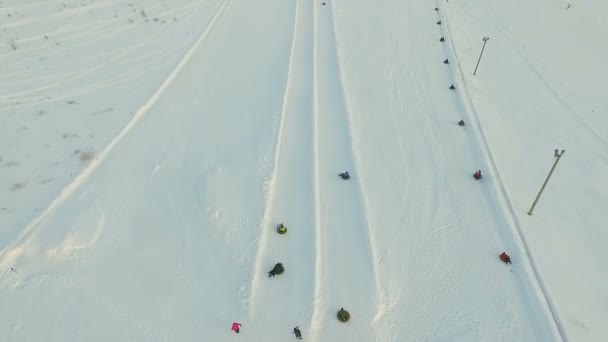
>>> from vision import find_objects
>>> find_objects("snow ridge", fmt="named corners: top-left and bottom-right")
top-left (310, 1), bottom-right (326, 339)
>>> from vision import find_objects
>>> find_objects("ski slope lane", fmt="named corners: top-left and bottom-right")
top-left (309, 2), bottom-right (377, 341)
top-left (0, 0), bottom-right (297, 340)
top-left (247, 0), bottom-right (316, 339)
top-left (332, 0), bottom-right (560, 340)
top-left (437, 2), bottom-right (567, 341)
top-left (442, 1), bottom-right (608, 340)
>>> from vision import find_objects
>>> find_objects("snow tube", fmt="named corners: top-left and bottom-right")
top-left (277, 224), bottom-right (287, 234)
top-left (337, 308), bottom-right (350, 322)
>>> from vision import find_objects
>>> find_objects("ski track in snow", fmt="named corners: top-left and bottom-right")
top-left (0, 0), bottom-right (231, 267)
top-left (437, 2), bottom-right (567, 341)
top-left (309, 1), bottom-right (377, 340)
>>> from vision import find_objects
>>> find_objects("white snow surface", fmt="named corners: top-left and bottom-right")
top-left (0, 0), bottom-right (606, 341)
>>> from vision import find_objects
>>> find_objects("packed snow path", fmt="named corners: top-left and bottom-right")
top-left (248, 1), bottom-right (376, 340)
top-left (247, 0), bottom-right (316, 338)
top-left (309, 1), bottom-right (378, 340)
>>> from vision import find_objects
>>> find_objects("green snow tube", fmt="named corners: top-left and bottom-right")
top-left (337, 308), bottom-right (350, 322)
top-left (277, 224), bottom-right (287, 234)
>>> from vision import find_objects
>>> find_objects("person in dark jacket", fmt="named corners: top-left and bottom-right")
top-left (293, 326), bottom-right (303, 339)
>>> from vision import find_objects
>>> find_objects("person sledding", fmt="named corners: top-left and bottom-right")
top-left (338, 171), bottom-right (350, 180)
top-left (231, 322), bottom-right (242, 333)
top-left (473, 170), bottom-right (482, 180)
top-left (293, 326), bottom-right (303, 339)
top-left (268, 263), bottom-right (285, 277)
top-left (277, 222), bottom-right (287, 234)
top-left (500, 252), bottom-right (511, 264)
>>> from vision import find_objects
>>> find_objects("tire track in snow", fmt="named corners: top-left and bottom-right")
top-left (247, 1), bottom-right (317, 328)
top-left (309, 2), bottom-right (378, 340)
top-left (437, 3), bottom-right (568, 341)
top-left (0, 0), bottom-right (231, 267)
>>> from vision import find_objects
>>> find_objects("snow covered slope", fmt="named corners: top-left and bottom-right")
top-left (0, 0), bottom-right (224, 252)
top-left (331, 0), bottom-right (560, 340)
top-left (0, 0), bottom-right (606, 341)
top-left (442, 0), bottom-right (608, 340)
top-left (1, 0), bottom-right (295, 340)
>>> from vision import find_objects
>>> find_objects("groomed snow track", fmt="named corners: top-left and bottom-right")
top-left (436, 2), bottom-right (568, 341)
top-left (247, 1), bottom-right (377, 340)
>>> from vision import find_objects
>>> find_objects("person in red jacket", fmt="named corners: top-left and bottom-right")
top-left (231, 322), bottom-right (242, 333)
top-left (500, 252), bottom-right (511, 264)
